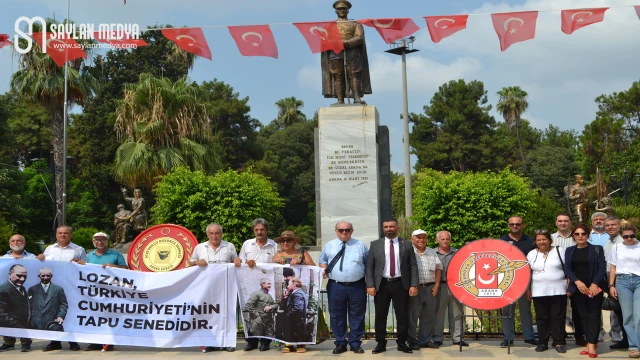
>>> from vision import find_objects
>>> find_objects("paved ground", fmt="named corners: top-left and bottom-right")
top-left (1, 338), bottom-right (630, 359)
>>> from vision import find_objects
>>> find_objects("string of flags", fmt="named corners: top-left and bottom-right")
top-left (1, 5), bottom-right (639, 67)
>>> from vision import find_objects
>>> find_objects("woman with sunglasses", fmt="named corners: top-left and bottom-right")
top-left (609, 220), bottom-right (640, 359)
top-left (565, 223), bottom-right (606, 358)
top-left (527, 230), bottom-right (567, 353)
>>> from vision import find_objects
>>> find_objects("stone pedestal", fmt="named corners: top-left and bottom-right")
top-left (315, 105), bottom-right (381, 248)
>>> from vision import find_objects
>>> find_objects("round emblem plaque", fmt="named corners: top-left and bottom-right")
top-left (447, 239), bottom-right (531, 311)
top-left (127, 224), bottom-right (199, 272)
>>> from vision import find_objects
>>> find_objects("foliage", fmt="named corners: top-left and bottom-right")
top-left (526, 189), bottom-right (564, 232)
top-left (0, 217), bottom-right (13, 254)
top-left (0, 168), bottom-right (29, 230)
top-left (496, 86), bottom-right (529, 164)
top-left (410, 80), bottom-right (499, 172)
top-left (612, 204), bottom-right (640, 224)
top-left (411, 169), bottom-right (537, 247)
top-left (151, 167), bottom-right (284, 248)
top-left (390, 172), bottom-right (405, 217)
top-left (70, 227), bottom-right (100, 251)
top-left (522, 145), bottom-right (580, 198)
top-left (493, 119), bottom-right (541, 171)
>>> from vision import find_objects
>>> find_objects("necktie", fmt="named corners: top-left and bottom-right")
top-left (325, 242), bottom-right (346, 275)
top-left (339, 242), bottom-right (346, 271)
top-left (44, 285), bottom-right (48, 293)
top-left (390, 240), bottom-right (396, 277)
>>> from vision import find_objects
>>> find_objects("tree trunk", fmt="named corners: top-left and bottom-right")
top-left (51, 109), bottom-right (65, 227)
top-left (515, 118), bottom-right (525, 164)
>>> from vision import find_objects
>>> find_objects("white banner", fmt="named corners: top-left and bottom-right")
top-left (236, 264), bottom-right (322, 345)
top-left (0, 259), bottom-right (237, 348)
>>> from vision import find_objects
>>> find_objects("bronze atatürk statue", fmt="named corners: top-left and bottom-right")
top-left (113, 204), bottom-right (132, 247)
top-left (568, 174), bottom-right (597, 223)
top-left (121, 187), bottom-right (148, 232)
top-left (321, 0), bottom-right (372, 104)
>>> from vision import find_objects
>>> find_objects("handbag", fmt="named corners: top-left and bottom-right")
top-left (602, 293), bottom-right (621, 312)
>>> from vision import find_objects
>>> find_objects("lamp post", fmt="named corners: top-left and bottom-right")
top-left (385, 36), bottom-right (419, 217)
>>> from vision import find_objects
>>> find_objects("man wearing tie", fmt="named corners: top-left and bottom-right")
top-left (366, 218), bottom-right (419, 354)
top-left (319, 221), bottom-right (368, 354)
top-left (0, 264), bottom-right (31, 352)
top-left (28, 268), bottom-right (68, 349)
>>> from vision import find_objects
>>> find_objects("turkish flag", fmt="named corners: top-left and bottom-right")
top-left (561, 8), bottom-right (608, 34)
top-left (491, 11), bottom-right (538, 51)
top-left (0, 34), bottom-right (11, 49)
top-left (228, 25), bottom-right (278, 59)
top-left (293, 21), bottom-right (343, 54)
top-left (93, 31), bottom-right (148, 48)
top-left (161, 28), bottom-right (212, 60)
top-left (424, 15), bottom-right (468, 43)
top-left (475, 252), bottom-right (499, 289)
top-left (358, 18), bottom-right (420, 44)
top-left (31, 32), bottom-right (87, 67)
top-left (636, 6), bottom-right (640, 20)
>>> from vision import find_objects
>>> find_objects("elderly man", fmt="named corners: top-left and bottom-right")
top-left (433, 230), bottom-right (468, 347)
top-left (0, 264), bottom-right (31, 352)
top-left (235, 219), bottom-right (276, 352)
top-left (407, 229), bottom-right (442, 350)
top-left (319, 221), bottom-right (368, 354)
top-left (589, 212), bottom-right (609, 247)
top-left (604, 216), bottom-right (628, 349)
top-left (190, 223), bottom-right (236, 352)
top-left (366, 217), bottom-right (419, 354)
top-left (191, 223), bottom-right (237, 266)
top-left (27, 267), bottom-right (68, 350)
top-left (499, 216), bottom-right (537, 347)
top-left (244, 278), bottom-right (276, 342)
top-left (36, 226), bottom-right (85, 351)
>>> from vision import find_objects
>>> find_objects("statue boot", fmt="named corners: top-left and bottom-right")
top-left (350, 76), bottom-right (362, 103)
top-left (335, 77), bottom-right (345, 104)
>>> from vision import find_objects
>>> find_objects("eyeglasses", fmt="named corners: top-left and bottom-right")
top-left (622, 234), bottom-right (636, 239)
top-left (281, 238), bottom-right (295, 243)
top-left (573, 232), bottom-right (588, 236)
top-left (336, 229), bottom-right (352, 233)
top-left (508, 223), bottom-right (522, 227)
top-left (93, 238), bottom-right (108, 242)
top-left (534, 230), bottom-right (549, 235)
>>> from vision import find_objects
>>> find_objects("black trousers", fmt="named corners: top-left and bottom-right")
top-left (572, 292), bottom-right (604, 344)
top-left (374, 278), bottom-right (409, 343)
top-left (246, 337), bottom-right (271, 347)
top-left (571, 295), bottom-right (585, 340)
top-left (533, 295), bottom-right (567, 346)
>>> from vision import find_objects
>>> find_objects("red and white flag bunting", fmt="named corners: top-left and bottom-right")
top-left (228, 25), bottom-right (278, 59)
top-left (31, 32), bottom-right (87, 66)
top-left (161, 28), bottom-right (212, 60)
top-left (491, 11), bottom-right (538, 51)
top-left (424, 15), bottom-right (468, 43)
top-left (359, 18), bottom-right (420, 44)
top-left (293, 21), bottom-right (344, 54)
top-left (0, 34), bottom-right (12, 49)
top-left (561, 8), bottom-right (608, 35)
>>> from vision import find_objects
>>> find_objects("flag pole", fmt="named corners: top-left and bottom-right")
top-left (61, 0), bottom-right (70, 226)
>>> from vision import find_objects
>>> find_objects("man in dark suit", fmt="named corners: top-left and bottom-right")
top-left (366, 218), bottom-right (418, 354)
top-left (0, 264), bottom-right (31, 351)
top-left (283, 277), bottom-right (308, 343)
top-left (27, 267), bottom-right (69, 352)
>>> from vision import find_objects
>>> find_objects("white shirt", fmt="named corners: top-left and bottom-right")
top-left (190, 241), bottom-right (237, 264)
top-left (2, 250), bottom-right (36, 259)
top-left (43, 242), bottom-right (87, 261)
top-left (551, 232), bottom-right (575, 249)
top-left (383, 237), bottom-right (401, 278)
top-left (527, 247), bottom-right (567, 297)
top-left (41, 283), bottom-right (50, 292)
top-left (414, 247), bottom-right (443, 284)
top-left (610, 241), bottom-right (640, 276)
top-left (238, 238), bottom-right (277, 264)
top-left (604, 235), bottom-right (623, 272)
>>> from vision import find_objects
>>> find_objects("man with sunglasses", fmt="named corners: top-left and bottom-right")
top-left (319, 221), bottom-right (368, 354)
top-left (604, 216), bottom-right (628, 349)
top-left (499, 216), bottom-right (538, 347)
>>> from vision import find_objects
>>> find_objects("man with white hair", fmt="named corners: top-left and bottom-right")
top-left (3, 235), bottom-right (36, 260)
top-left (190, 223), bottom-right (237, 266)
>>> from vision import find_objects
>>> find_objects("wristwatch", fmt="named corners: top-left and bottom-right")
top-left (609, 284), bottom-right (615, 287)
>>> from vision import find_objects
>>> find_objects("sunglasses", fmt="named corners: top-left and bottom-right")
top-left (508, 223), bottom-right (522, 227)
top-left (622, 234), bottom-right (636, 239)
top-left (336, 229), bottom-right (352, 233)
top-left (281, 238), bottom-right (295, 243)
top-left (534, 230), bottom-right (549, 235)
top-left (573, 232), bottom-right (587, 236)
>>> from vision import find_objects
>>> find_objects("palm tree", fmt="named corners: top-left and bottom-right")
top-left (11, 18), bottom-right (102, 225)
top-left (113, 73), bottom-right (220, 189)
top-left (275, 97), bottom-right (306, 128)
top-left (497, 86), bottom-right (529, 164)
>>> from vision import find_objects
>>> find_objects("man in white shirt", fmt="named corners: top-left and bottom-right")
top-left (604, 216), bottom-right (627, 349)
top-left (36, 226), bottom-right (85, 351)
top-left (234, 218), bottom-right (276, 352)
top-left (190, 223), bottom-right (237, 266)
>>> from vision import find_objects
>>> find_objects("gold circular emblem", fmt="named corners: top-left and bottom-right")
top-left (142, 237), bottom-right (184, 272)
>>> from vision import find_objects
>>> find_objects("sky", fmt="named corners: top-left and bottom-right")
top-left (1, 0), bottom-right (639, 173)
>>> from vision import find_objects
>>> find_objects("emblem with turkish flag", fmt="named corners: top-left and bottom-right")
top-left (0, 34), bottom-right (11, 49)
top-left (359, 18), bottom-right (420, 44)
top-left (93, 31), bottom-right (148, 48)
top-left (475, 252), bottom-right (499, 292)
top-left (228, 25), bottom-right (278, 59)
top-left (31, 33), bottom-right (87, 67)
top-left (293, 21), bottom-right (344, 54)
top-left (491, 11), bottom-right (538, 52)
top-left (424, 15), bottom-right (468, 43)
top-left (561, 8), bottom-right (608, 35)
top-left (161, 28), bottom-right (212, 60)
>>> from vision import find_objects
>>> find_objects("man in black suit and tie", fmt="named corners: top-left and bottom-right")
top-left (0, 264), bottom-right (31, 351)
top-left (27, 267), bottom-right (69, 352)
top-left (366, 218), bottom-right (418, 354)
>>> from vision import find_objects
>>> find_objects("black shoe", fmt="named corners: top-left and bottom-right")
top-left (0, 344), bottom-right (14, 352)
top-left (42, 342), bottom-right (62, 352)
top-left (351, 346), bottom-right (364, 354)
top-left (204, 347), bottom-right (216, 352)
top-left (535, 344), bottom-right (548, 352)
top-left (434, 341), bottom-right (443, 346)
top-left (610, 341), bottom-right (629, 350)
top-left (259, 343), bottom-right (270, 351)
top-left (226, 346), bottom-right (235, 352)
top-left (576, 337), bottom-right (587, 347)
top-left (556, 345), bottom-right (566, 353)
top-left (396, 342), bottom-right (413, 353)
top-left (21, 345), bottom-right (31, 353)
top-left (69, 343), bottom-right (81, 351)
top-left (500, 340), bottom-right (513, 348)
top-left (84, 344), bottom-right (102, 351)
top-left (425, 342), bottom-right (440, 349)
top-left (524, 338), bottom-right (539, 346)
top-left (454, 341), bottom-right (470, 347)
top-left (409, 343), bottom-right (420, 351)
top-left (243, 344), bottom-right (258, 351)
top-left (333, 345), bottom-right (348, 354)
top-left (372, 342), bottom-right (386, 354)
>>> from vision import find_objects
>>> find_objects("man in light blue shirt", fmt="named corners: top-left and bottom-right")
top-left (319, 221), bottom-right (368, 354)
top-left (588, 212), bottom-right (608, 247)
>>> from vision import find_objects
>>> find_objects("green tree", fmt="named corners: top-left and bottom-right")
top-left (493, 119), bottom-right (541, 170)
top-left (522, 145), bottom-right (579, 198)
top-left (412, 169), bottom-right (537, 247)
top-left (410, 80), bottom-right (499, 172)
top-left (275, 97), bottom-right (306, 128)
top-left (540, 125), bottom-right (579, 150)
top-left (497, 86), bottom-right (529, 164)
top-left (151, 167), bottom-right (284, 248)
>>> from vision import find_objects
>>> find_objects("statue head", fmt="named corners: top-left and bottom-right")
top-left (575, 174), bottom-right (584, 185)
top-left (117, 204), bottom-right (125, 211)
top-left (333, 0), bottom-right (351, 18)
top-left (134, 189), bottom-right (142, 198)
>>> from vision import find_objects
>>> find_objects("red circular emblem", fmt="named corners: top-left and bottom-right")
top-left (447, 239), bottom-right (531, 310)
top-left (127, 224), bottom-right (199, 272)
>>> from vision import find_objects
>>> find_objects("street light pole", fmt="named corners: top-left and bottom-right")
top-left (386, 37), bottom-right (419, 218)
top-left (61, 0), bottom-right (71, 226)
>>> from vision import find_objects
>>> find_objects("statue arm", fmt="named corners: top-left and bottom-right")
top-left (343, 22), bottom-right (364, 49)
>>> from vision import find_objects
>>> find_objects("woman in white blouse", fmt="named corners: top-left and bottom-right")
top-left (609, 220), bottom-right (640, 359)
top-left (527, 230), bottom-right (567, 353)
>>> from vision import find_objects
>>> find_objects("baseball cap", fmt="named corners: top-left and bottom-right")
top-left (411, 229), bottom-right (427, 236)
top-left (92, 232), bottom-right (109, 239)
